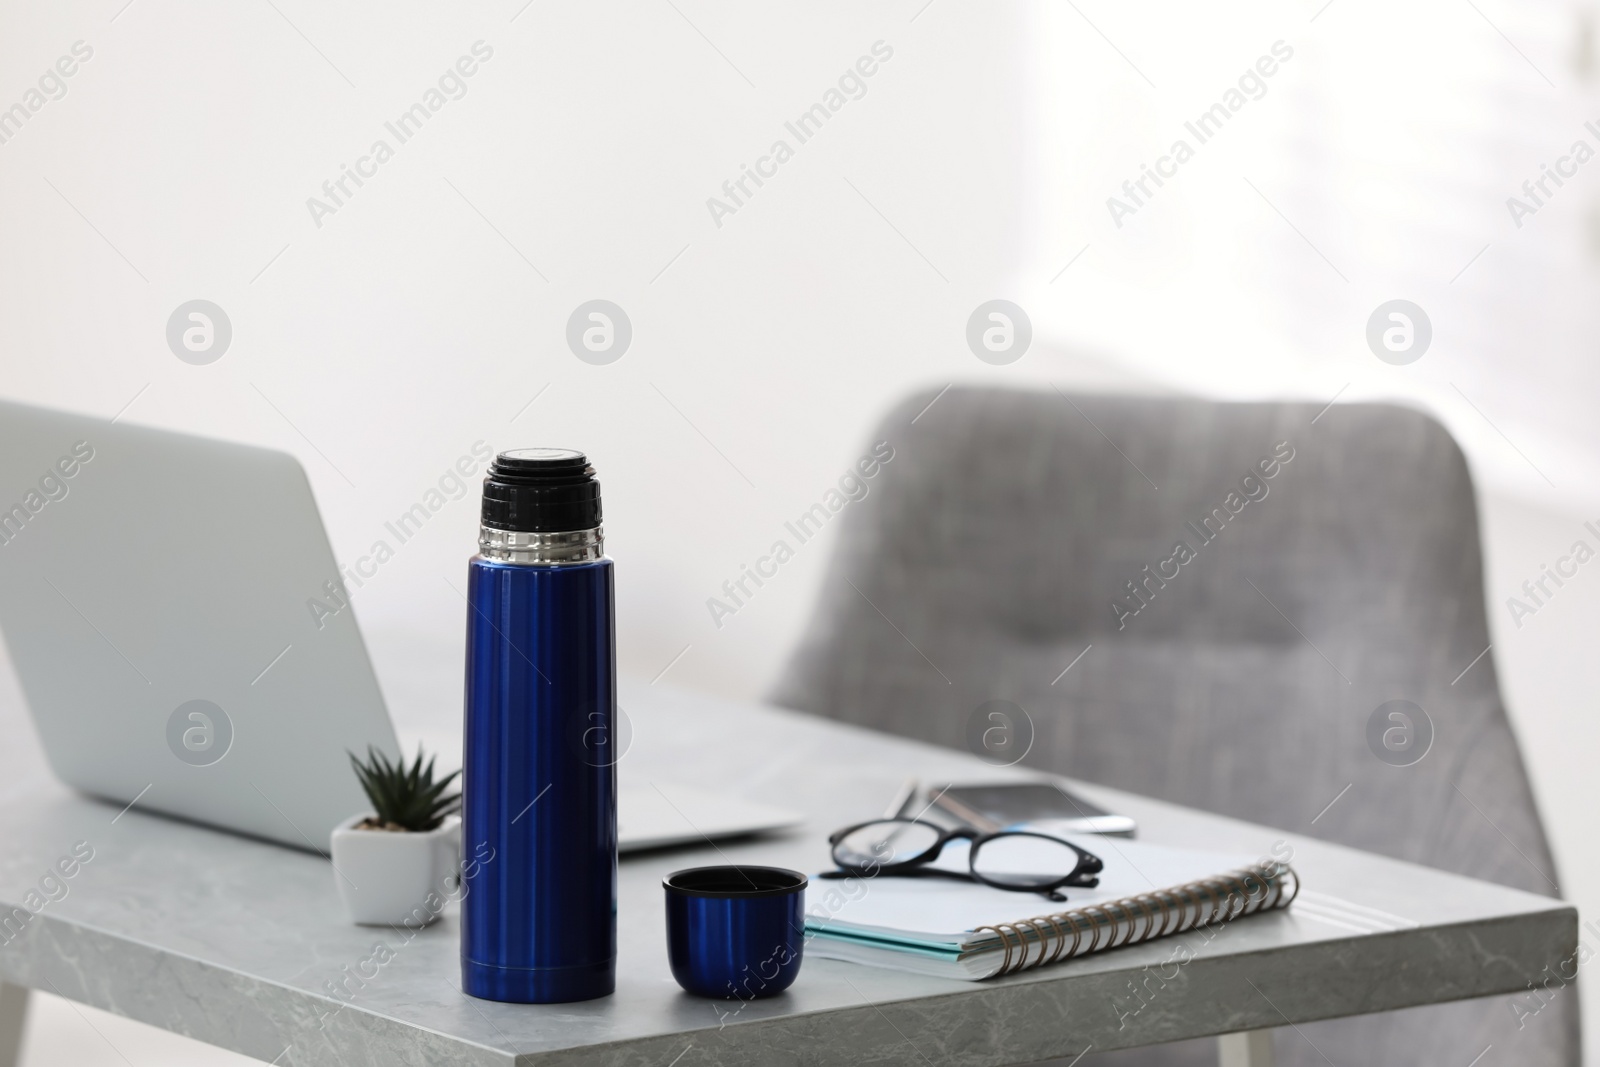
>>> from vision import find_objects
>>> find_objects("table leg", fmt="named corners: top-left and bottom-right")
top-left (0, 982), bottom-right (28, 1067)
top-left (1217, 1029), bottom-right (1273, 1067)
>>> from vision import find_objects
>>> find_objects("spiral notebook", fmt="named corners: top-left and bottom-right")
top-left (804, 833), bottom-right (1299, 980)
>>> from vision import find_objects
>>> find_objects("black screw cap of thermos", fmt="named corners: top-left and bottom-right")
top-left (480, 449), bottom-right (602, 533)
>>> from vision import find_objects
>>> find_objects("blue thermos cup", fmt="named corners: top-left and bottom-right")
top-left (461, 449), bottom-right (617, 1003)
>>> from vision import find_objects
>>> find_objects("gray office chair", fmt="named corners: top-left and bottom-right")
top-left (772, 386), bottom-right (1576, 1066)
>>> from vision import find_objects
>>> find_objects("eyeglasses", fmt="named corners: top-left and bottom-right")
top-left (822, 818), bottom-right (1103, 902)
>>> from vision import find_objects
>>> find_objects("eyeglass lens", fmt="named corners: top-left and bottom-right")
top-left (970, 833), bottom-right (1086, 889)
top-left (833, 819), bottom-right (942, 867)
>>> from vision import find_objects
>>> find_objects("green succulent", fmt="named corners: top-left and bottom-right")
top-left (348, 746), bottom-right (461, 832)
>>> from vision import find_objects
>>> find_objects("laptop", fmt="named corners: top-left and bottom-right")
top-left (0, 400), bottom-right (800, 853)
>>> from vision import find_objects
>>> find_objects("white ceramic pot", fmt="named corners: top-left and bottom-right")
top-left (329, 813), bottom-right (461, 927)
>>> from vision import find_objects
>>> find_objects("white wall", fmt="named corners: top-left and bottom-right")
top-left (0, 0), bottom-right (1052, 719)
top-left (2, 0), bottom-right (1598, 1061)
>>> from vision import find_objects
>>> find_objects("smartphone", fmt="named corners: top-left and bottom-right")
top-left (931, 781), bottom-right (1137, 837)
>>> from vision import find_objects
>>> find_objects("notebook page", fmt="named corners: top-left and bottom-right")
top-left (806, 833), bottom-right (1260, 947)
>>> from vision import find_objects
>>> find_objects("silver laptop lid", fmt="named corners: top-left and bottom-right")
top-left (0, 399), bottom-right (399, 851)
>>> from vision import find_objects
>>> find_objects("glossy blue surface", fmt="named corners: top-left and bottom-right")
top-left (461, 556), bottom-right (617, 1003)
top-left (664, 873), bottom-right (806, 1000)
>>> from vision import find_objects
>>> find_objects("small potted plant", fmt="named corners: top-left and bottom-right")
top-left (330, 746), bottom-right (462, 927)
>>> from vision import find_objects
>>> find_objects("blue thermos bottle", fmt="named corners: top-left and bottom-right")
top-left (461, 449), bottom-right (617, 1003)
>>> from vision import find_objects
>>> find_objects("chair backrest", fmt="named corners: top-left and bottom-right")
top-left (772, 386), bottom-right (1574, 1062)
top-left (774, 385), bottom-right (1574, 1062)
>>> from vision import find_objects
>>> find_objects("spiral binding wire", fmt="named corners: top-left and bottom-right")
top-left (972, 861), bottom-right (1300, 977)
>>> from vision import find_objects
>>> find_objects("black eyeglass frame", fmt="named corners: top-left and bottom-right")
top-left (825, 818), bottom-right (1104, 901)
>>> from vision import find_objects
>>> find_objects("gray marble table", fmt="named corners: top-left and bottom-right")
top-left (0, 681), bottom-right (1576, 1066)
